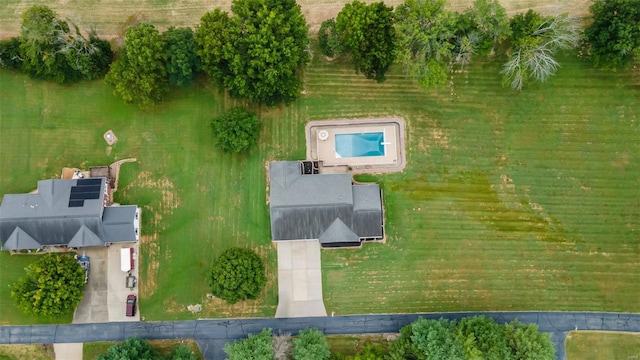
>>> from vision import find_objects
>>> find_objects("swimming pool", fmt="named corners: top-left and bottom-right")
top-left (335, 132), bottom-right (385, 158)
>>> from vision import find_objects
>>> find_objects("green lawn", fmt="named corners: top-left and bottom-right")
top-left (566, 331), bottom-right (640, 360)
top-left (0, 48), bottom-right (638, 323)
top-left (83, 340), bottom-right (203, 359)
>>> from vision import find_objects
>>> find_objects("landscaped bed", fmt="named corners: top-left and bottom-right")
top-left (0, 45), bottom-right (638, 323)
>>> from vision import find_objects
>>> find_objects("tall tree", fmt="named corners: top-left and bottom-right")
top-left (196, 0), bottom-right (309, 106)
top-left (105, 23), bottom-right (168, 107)
top-left (291, 328), bottom-right (331, 360)
top-left (18, 5), bottom-right (111, 83)
top-left (224, 329), bottom-right (274, 360)
top-left (463, 0), bottom-right (511, 56)
top-left (585, 0), bottom-right (640, 69)
top-left (336, 0), bottom-right (397, 82)
top-left (164, 27), bottom-right (201, 86)
top-left (395, 0), bottom-right (456, 88)
top-left (455, 316), bottom-right (512, 360)
top-left (503, 320), bottom-right (555, 360)
top-left (19, 5), bottom-right (79, 83)
top-left (410, 318), bottom-right (465, 360)
top-left (10, 254), bottom-right (86, 317)
top-left (501, 10), bottom-right (580, 90)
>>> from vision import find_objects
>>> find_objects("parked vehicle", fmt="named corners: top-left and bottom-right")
top-left (126, 274), bottom-right (137, 289)
top-left (75, 255), bottom-right (90, 284)
top-left (126, 294), bottom-right (137, 317)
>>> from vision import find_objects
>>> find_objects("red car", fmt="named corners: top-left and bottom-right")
top-left (126, 295), bottom-right (137, 317)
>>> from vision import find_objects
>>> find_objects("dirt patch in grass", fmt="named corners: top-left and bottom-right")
top-left (139, 234), bottom-right (159, 298)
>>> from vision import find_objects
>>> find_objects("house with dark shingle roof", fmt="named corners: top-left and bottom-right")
top-left (269, 161), bottom-right (383, 248)
top-left (0, 177), bottom-right (139, 251)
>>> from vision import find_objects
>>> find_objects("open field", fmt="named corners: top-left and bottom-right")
top-left (0, 0), bottom-right (592, 40)
top-left (1, 41), bottom-right (639, 322)
top-left (566, 331), bottom-right (640, 360)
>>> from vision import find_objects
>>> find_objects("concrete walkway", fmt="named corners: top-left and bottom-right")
top-left (275, 240), bottom-right (327, 318)
top-left (53, 343), bottom-right (82, 360)
top-left (3, 312), bottom-right (640, 360)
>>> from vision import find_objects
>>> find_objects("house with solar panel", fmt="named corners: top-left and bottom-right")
top-left (268, 161), bottom-right (384, 248)
top-left (0, 177), bottom-right (140, 251)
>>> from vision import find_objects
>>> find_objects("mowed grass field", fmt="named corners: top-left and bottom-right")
top-left (315, 54), bottom-right (640, 313)
top-left (1, 47), bottom-right (639, 322)
top-left (566, 331), bottom-right (640, 360)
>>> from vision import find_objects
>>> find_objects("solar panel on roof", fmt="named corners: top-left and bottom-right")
top-left (77, 178), bottom-right (102, 185)
top-left (68, 199), bottom-right (85, 207)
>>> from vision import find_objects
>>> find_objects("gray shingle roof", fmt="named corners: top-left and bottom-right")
top-left (0, 178), bottom-right (138, 250)
top-left (269, 161), bottom-right (383, 244)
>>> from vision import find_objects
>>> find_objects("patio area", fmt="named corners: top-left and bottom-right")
top-left (306, 118), bottom-right (406, 174)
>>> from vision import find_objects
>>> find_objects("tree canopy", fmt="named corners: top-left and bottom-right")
top-left (105, 23), bottom-right (168, 107)
top-left (97, 338), bottom-right (158, 360)
top-left (388, 316), bottom-right (555, 360)
top-left (196, 0), bottom-right (309, 106)
top-left (395, 0), bottom-right (456, 88)
top-left (318, 19), bottom-right (341, 58)
top-left (17, 5), bottom-right (112, 83)
top-left (164, 27), bottom-right (201, 86)
top-left (224, 328), bottom-right (274, 360)
top-left (336, 0), bottom-right (397, 82)
top-left (291, 328), bottom-right (331, 360)
top-left (209, 247), bottom-right (267, 304)
top-left (210, 106), bottom-right (261, 153)
top-left (585, 0), bottom-right (640, 69)
top-left (10, 253), bottom-right (86, 317)
top-left (501, 10), bottom-right (580, 90)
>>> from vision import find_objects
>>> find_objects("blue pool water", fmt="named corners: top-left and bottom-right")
top-left (335, 132), bottom-right (385, 158)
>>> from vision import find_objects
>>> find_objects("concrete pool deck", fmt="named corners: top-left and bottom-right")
top-left (306, 118), bottom-right (406, 174)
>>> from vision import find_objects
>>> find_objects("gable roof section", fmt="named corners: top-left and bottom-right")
top-left (68, 225), bottom-right (104, 247)
top-left (319, 218), bottom-right (359, 244)
top-left (269, 161), bottom-right (383, 243)
top-left (2, 227), bottom-right (41, 250)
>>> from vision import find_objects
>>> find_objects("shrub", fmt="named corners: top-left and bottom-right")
top-left (209, 247), bottom-right (267, 304)
top-left (318, 19), bottom-right (341, 57)
top-left (210, 106), bottom-right (261, 153)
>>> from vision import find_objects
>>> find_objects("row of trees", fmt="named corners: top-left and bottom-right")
top-left (97, 338), bottom-right (197, 360)
top-left (1, 0), bottom-right (637, 105)
top-left (323, 0), bottom-right (582, 90)
top-left (224, 315), bottom-right (556, 359)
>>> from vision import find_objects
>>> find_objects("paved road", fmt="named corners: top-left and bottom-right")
top-left (2, 312), bottom-right (639, 360)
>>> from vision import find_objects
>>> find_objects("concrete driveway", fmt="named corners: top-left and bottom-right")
top-left (73, 248), bottom-right (109, 324)
top-left (107, 243), bottom-right (140, 322)
top-left (275, 240), bottom-right (327, 318)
